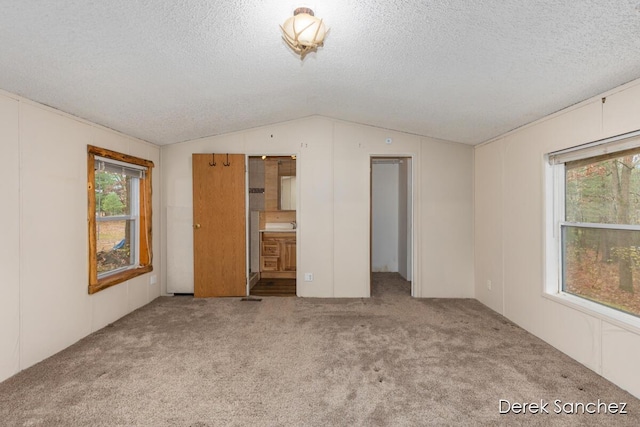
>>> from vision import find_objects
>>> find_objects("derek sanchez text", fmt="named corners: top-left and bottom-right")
top-left (499, 399), bottom-right (628, 415)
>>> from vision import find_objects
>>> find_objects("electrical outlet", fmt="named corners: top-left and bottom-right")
top-left (304, 273), bottom-right (314, 282)
top-left (486, 279), bottom-right (492, 290)
top-left (150, 275), bottom-right (157, 285)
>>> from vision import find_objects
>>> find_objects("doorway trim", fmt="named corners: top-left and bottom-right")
top-left (370, 155), bottom-right (416, 297)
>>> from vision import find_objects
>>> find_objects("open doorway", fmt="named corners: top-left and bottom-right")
top-left (247, 155), bottom-right (298, 297)
top-left (370, 157), bottom-right (413, 297)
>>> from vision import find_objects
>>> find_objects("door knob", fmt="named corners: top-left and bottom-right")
top-left (193, 223), bottom-right (201, 229)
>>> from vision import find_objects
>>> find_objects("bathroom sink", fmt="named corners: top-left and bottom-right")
top-left (263, 222), bottom-right (296, 231)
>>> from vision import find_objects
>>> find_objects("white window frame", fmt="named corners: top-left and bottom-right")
top-left (95, 168), bottom-right (141, 279)
top-left (544, 131), bottom-right (640, 333)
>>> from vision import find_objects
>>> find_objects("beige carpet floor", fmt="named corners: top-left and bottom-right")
top-left (0, 273), bottom-right (638, 426)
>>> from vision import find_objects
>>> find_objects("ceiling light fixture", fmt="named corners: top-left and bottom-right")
top-left (280, 7), bottom-right (328, 59)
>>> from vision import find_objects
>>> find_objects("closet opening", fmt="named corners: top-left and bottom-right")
top-left (370, 157), bottom-right (413, 297)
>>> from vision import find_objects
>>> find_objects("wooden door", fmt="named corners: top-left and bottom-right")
top-left (192, 153), bottom-right (246, 297)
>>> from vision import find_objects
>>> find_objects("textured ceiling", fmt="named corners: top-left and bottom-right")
top-left (2, 1), bottom-right (640, 145)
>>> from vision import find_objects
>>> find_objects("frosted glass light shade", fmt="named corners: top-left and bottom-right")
top-left (280, 8), bottom-right (327, 58)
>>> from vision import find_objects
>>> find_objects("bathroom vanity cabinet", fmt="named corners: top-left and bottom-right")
top-left (260, 232), bottom-right (296, 279)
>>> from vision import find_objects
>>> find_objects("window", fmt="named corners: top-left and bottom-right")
top-left (87, 145), bottom-right (153, 294)
top-left (547, 131), bottom-right (640, 322)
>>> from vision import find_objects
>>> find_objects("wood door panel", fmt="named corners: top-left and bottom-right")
top-left (283, 241), bottom-right (296, 271)
top-left (193, 154), bottom-right (246, 297)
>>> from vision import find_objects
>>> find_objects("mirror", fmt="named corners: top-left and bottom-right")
top-left (280, 176), bottom-right (297, 210)
top-left (259, 156), bottom-right (296, 211)
top-left (277, 157), bottom-right (296, 210)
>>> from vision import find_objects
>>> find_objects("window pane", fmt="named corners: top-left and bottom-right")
top-left (562, 225), bottom-right (640, 317)
top-left (566, 153), bottom-right (640, 225)
top-left (97, 220), bottom-right (135, 274)
top-left (95, 170), bottom-right (131, 217)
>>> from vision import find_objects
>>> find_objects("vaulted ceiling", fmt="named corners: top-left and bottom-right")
top-left (2, 1), bottom-right (640, 145)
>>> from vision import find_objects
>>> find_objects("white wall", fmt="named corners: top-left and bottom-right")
top-left (420, 139), bottom-right (474, 298)
top-left (372, 162), bottom-right (399, 272)
top-left (162, 117), bottom-right (474, 298)
top-left (474, 78), bottom-right (640, 398)
top-left (0, 90), bottom-right (161, 383)
top-left (0, 95), bottom-right (20, 382)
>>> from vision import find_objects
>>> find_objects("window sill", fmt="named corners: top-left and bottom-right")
top-left (89, 265), bottom-right (153, 294)
top-left (542, 291), bottom-right (640, 335)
